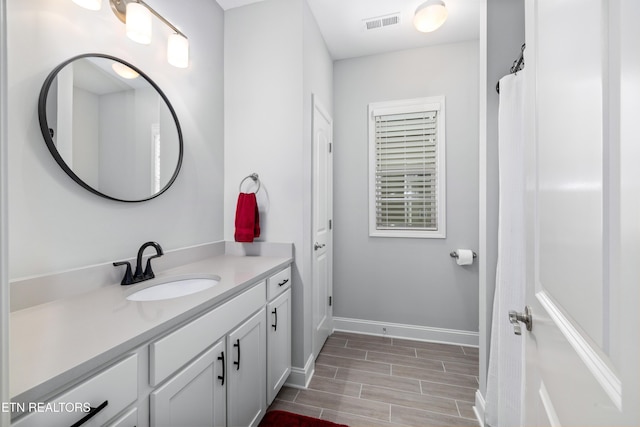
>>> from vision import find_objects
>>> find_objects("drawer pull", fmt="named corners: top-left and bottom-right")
top-left (217, 351), bottom-right (226, 385)
top-left (272, 307), bottom-right (278, 331)
top-left (69, 400), bottom-right (108, 427)
top-left (233, 339), bottom-right (241, 370)
top-left (278, 279), bottom-right (289, 287)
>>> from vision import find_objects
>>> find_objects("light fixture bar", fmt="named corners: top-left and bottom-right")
top-left (109, 0), bottom-right (187, 39)
top-left (135, 0), bottom-right (187, 39)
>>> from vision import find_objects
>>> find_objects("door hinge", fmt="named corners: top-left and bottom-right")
top-left (329, 296), bottom-right (332, 306)
top-left (329, 219), bottom-right (332, 230)
top-left (329, 142), bottom-right (332, 153)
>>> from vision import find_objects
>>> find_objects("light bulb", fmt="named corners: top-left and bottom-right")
top-left (126, 2), bottom-right (152, 45)
top-left (167, 33), bottom-right (189, 68)
top-left (112, 62), bottom-right (140, 79)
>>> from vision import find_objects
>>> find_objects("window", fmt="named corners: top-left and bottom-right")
top-left (368, 96), bottom-right (446, 238)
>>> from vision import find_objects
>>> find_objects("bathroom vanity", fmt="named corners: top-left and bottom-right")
top-left (9, 243), bottom-right (292, 427)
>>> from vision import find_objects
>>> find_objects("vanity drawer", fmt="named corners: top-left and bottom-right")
top-left (267, 267), bottom-right (291, 301)
top-left (150, 281), bottom-right (266, 386)
top-left (12, 354), bottom-right (138, 427)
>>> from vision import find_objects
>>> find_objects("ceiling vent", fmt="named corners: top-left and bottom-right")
top-left (363, 13), bottom-right (401, 31)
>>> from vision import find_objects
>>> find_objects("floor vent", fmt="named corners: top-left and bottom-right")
top-left (363, 13), bottom-right (400, 30)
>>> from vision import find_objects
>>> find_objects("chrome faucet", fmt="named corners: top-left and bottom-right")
top-left (113, 241), bottom-right (164, 286)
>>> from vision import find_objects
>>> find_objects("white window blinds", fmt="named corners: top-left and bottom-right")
top-left (369, 97), bottom-right (446, 238)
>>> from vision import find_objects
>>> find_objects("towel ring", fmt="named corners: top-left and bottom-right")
top-left (239, 173), bottom-right (260, 193)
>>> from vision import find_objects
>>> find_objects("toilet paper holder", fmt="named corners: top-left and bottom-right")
top-left (450, 250), bottom-right (477, 259)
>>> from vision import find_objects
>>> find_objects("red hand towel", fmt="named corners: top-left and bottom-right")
top-left (234, 192), bottom-right (260, 242)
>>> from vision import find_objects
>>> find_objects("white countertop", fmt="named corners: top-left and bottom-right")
top-left (10, 253), bottom-right (292, 403)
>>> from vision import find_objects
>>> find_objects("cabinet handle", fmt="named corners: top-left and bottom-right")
top-left (272, 307), bottom-right (278, 331)
top-left (278, 278), bottom-right (289, 287)
top-left (217, 351), bottom-right (225, 385)
top-left (233, 339), bottom-right (241, 370)
top-left (69, 400), bottom-right (108, 427)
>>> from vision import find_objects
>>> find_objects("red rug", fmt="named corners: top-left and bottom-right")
top-left (259, 410), bottom-right (349, 427)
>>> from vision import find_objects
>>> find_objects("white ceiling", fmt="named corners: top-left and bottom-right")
top-left (216, 0), bottom-right (265, 11)
top-left (306, 0), bottom-right (480, 60)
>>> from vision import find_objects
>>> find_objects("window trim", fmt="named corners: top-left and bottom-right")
top-left (368, 96), bottom-right (446, 239)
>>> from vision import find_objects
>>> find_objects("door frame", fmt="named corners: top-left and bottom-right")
top-left (1, 1), bottom-right (10, 426)
top-left (617, 0), bottom-right (640, 420)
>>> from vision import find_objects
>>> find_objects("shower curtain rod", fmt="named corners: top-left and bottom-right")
top-left (496, 43), bottom-right (526, 94)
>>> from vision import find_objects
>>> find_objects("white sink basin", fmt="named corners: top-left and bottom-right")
top-left (126, 277), bottom-right (220, 302)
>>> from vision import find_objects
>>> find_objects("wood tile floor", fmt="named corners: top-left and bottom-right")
top-left (268, 332), bottom-right (480, 427)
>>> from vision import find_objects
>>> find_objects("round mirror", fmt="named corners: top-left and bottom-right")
top-left (38, 54), bottom-right (183, 202)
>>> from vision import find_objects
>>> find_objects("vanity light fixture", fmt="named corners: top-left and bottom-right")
top-left (413, 0), bottom-right (448, 33)
top-left (72, 0), bottom-right (190, 68)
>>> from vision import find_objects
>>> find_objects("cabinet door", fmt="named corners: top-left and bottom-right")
top-left (151, 340), bottom-right (226, 427)
top-left (227, 309), bottom-right (266, 427)
top-left (267, 288), bottom-right (291, 404)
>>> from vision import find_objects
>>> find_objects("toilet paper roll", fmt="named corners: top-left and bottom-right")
top-left (456, 249), bottom-right (474, 266)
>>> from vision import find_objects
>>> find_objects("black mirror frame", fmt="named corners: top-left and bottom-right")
top-left (38, 53), bottom-right (184, 203)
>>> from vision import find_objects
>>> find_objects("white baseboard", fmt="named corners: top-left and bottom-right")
top-left (474, 389), bottom-right (486, 426)
top-left (333, 317), bottom-right (479, 347)
top-left (285, 353), bottom-right (315, 389)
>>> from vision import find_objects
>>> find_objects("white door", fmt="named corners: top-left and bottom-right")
top-left (521, 0), bottom-right (640, 425)
top-left (312, 95), bottom-right (333, 357)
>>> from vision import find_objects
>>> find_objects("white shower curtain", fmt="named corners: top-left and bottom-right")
top-left (485, 71), bottom-right (526, 427)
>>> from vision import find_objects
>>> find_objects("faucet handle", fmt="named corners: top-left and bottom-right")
top-left (113, 261), bottom-right (134, 286)
top-left (143, 253), bottom-right (163, 280)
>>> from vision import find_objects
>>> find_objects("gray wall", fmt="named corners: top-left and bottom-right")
top-left (333, 41), bottom-right (480, 333)
top-left (303, 0), bottom-right (334, 361)
top-left (7, 0), bottom-right (224, 279)
top-left (224, 0), bottom-right (333, 375)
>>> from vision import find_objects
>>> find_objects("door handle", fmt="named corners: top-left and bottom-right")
top-left (314, 242), bottom-right (326, 251)
top-left (278, 278), bottom-right (289, 287)
top-left (233, 339), bottom-right (241, 370)
top-left (69, 400), bottom-right (108, 427)
top-left (217, 351), bottom-right (225, 385)
top-left (509, 306), bottom-right (533, 335)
